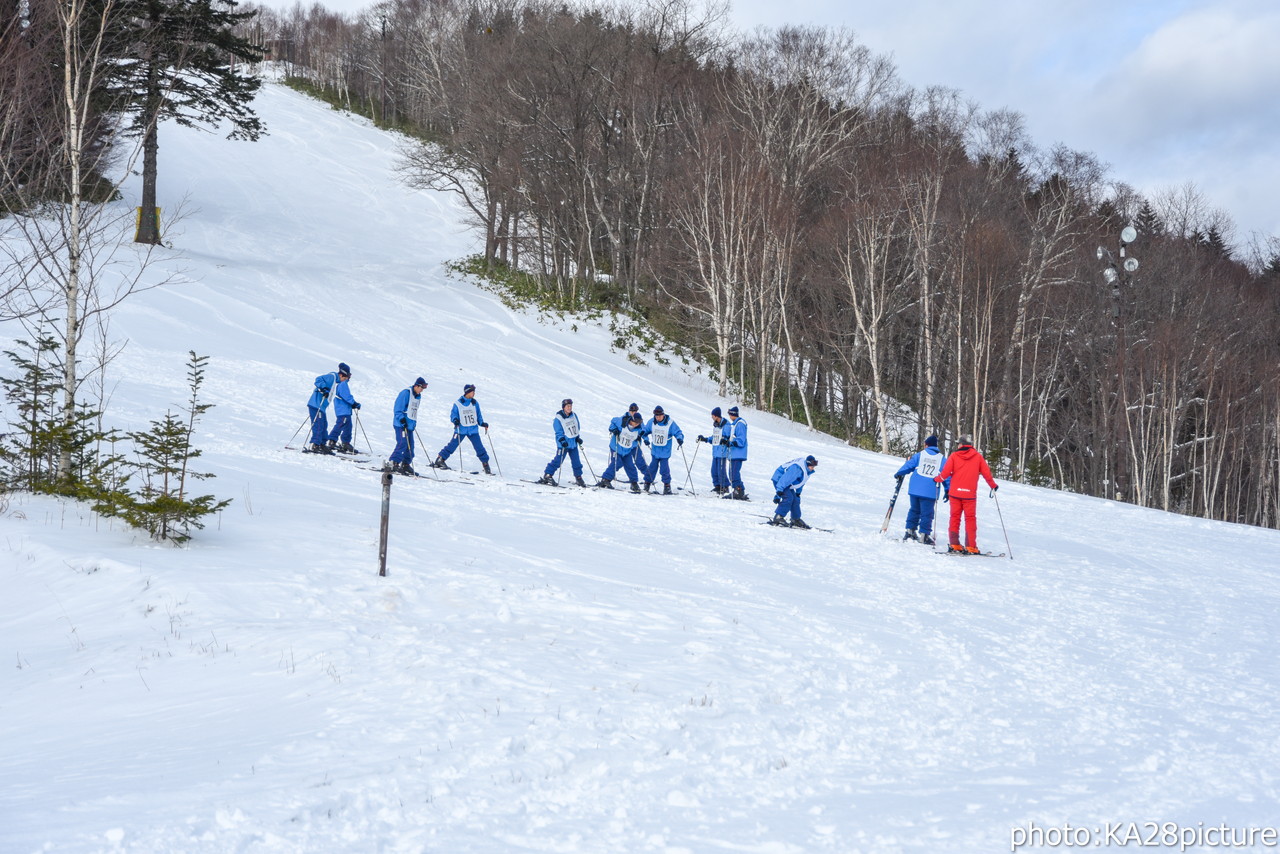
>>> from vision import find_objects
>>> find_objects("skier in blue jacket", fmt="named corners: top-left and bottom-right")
top-left (768, 455), bottom-right (818, 528)
top-left (725, 406), bottom-right (749, 500)
top-left (696, 407), bottom-right (732, 493)
top-left (537, 398), bottom-right (587, 487)
top-left (641, 406), bottom-right (684, 494)
top-left (324, 364), bottom-right (361, 453)
top-left (894, 434), bottom-right (948, 545)
top-left (432, 384), bottom-right (492, 475)
top-left (621, 402), bottom-right (649, 474)
top-left (387, 377), bottom-right (427, 475)
top-left (596, 410), bottom-right (644, 493)
top-left (305, 363), bottom-right (346, 454)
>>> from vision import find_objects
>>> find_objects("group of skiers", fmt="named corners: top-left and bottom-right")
top-left (304, 364), bottom-right (1000, 545)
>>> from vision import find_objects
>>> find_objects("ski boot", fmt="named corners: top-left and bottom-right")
top-left (903, 530), bottom-right (918, 542)
top-left (947, 544), bottom-right (967, 555)
top-left (767, 515), bottom-right (789, 526)
top-left (396, 462), bottom-right (417, 476)
top-left (338, 442), bottom-right (357, 454)
top-left (965, 545), bottom-right (982, 555)
top-left (482, 461), bottom-right (493, 475)
top-left (535, 474), bottom-right (556, 485)
top-left (663, 483), bottom-right (673, 495)
top-left (575, 476), bottom-right (587, 487)
top-left (790, 518), bottom-right (812, 530)
top-left (629, 480), bottom-right (642, 494)
top-left (921, 534), bottom-right (935, 546)
top-left (731, 486), bottom-right (747, 501)
top-left (430, 456), bottom-right (450, 470)
top-left (326, 439), bottom-right (338, 451)
top-left (643, 481), bottom-right (653, 493)
top-left (310, 442), bottom-right (334, 455)
top-left (596, 478), bottom-right (614, 489)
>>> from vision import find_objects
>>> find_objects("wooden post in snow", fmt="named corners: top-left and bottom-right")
top-left (378, 471), bottom-right (393, 576)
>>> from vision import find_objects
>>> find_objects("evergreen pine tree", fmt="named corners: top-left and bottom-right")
top-left (1, 333), bottom-right (69, 490)
top-left (120, 351), bottom-right (229, 543)
top-left (1, 331), bottom-right (120, 495)
top-left (1135, 200), bottom-right (1163, 237)
top-left (1202, 225), bottom-right (1231, 260)
top-left (1262, 253), bottom-right (1280, 283)
top-left (108, 0), bottom-right (265, 244)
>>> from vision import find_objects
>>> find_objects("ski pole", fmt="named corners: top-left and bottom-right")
top-left (287, 413), bottom-right (311, 448)
top-left (678, 441), bottom-right (697, 496)
top-left (581, 444), bottom-right (597, 481)
top-left (484, 426), bottom-right (502, 477)
top-left (880, 476), bottom-right (904, 533)
top-left (415, 428), bottom-right (441, 480)
top-left (992, 488), bottom-right (1013, 560)
top-left (355, 410), bottom-right (373, 455)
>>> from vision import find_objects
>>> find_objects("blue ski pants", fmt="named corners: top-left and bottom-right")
top-left (645, 456), bottom-right (672, 485)
top-left (776, 487), bottom-right (803, 520)
top-left (905, 495), bottom-right (937, 537)
top-left (327, 415), bottom-right (352, 444)
top-left (545, 446), bottom-right (583, 478)
top-left (728, 459), bottom-right (745, 490)
top-left (308, 406), bottom-right (328, 446)
top-left (601, 449), bottom-right (639, 483)
top-left (439, 431), bottom-right (488, 463)
top-left (389, 426), bottom-right (415, 464)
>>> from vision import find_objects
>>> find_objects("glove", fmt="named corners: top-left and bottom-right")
top-left (773, 491), bottom-right (782, 504)
top-left (895, 474), bottom-right (903, 483)
top-left (576, 437), bottom-right (583, 446)
top-left (943, 491), bottom-right (950, 503)
top-left (609, 427), bottom-right (620, 436)
top-left (558, 438), bottom-right (569, 450)
top-left (697, 435), bottom-right (706, 443)
top-left (481, 422), bottom-right (488, 429)
top-left (677, 438), bottom-right (683, 447)
top-left (397, 416), bottom-right (408, 428)
top-left (352, 402), bottom-right (361, 410)
top-left (406, 419), bottom-right (416, 432)
top-left (990, 485), bottom-right (999, 495)
top-left (720, 436), bottom-right (730, 446)
top-left (451, 418), bottom-right (460, 427)
top-left (643, 438), bottom-right (650, 446)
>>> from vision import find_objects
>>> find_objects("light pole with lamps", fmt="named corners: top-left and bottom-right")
top-left (1097, 226), bottom-right (1139, 501)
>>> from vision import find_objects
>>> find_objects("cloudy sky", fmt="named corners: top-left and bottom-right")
top-left (731, 0), bottom-right (1280, 246)
top-left (301, 0), bottom-right (1279, 247)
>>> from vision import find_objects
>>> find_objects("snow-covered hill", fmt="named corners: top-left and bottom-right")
top-left (3, 83), bottom-right (1279, 854)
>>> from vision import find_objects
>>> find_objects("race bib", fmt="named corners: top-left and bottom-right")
top-left (558, 414), bottom-right (580, 438)
top-left (650, 423), bottom-right (670, 446)
top-left (407, 396), bottom-right (421, 420)
top-left (617, 428), bottom-right (637, 450)
top-left (917, 452), bottom-right (942, 479)
top-left (458, 405), bottom-right (479, 427)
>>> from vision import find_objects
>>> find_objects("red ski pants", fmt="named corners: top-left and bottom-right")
top-left (947, 497), bottom-right (979, 548)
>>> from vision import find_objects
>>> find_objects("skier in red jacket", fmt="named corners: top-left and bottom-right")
top-left (934, 435), bottom-right (998, 554)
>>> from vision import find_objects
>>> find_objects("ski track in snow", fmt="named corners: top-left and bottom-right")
top-left (2, 82), bottom-right (1280, 853)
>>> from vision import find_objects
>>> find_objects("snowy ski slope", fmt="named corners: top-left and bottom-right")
top-left (2, 82), bottom-right (1279, 853)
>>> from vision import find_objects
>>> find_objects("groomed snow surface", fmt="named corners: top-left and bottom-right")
top-left (3, 83), bottom-right (1279, 854)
